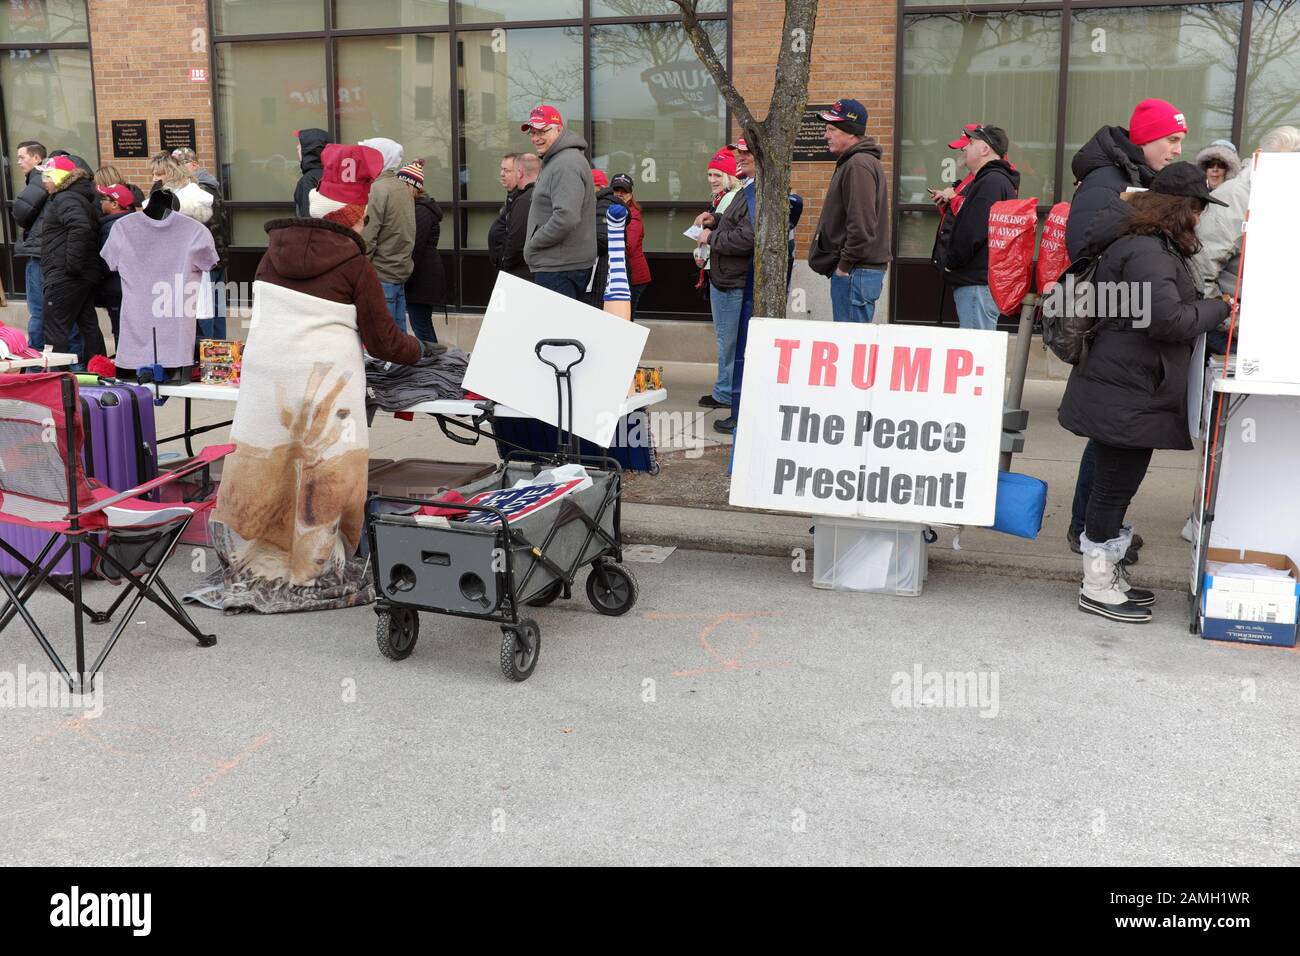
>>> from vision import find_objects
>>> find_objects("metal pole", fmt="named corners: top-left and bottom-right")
top-left (1000, 292), bottom-right (1037, 472)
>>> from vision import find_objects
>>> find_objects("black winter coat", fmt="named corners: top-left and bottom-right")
top-left (293, 128), bottom-right (331, 218)
top-left (1058, 219), bottom-right (1229, 451)
top-left (13, 168), bottom-right (48, 258)
top-left (40, 170), bottom-right (102, 288)
top-left (195, 168), bottom-right (228, 270)
top-left (406, 196), bottom-right (447, 307)
top-left (588, 187), bottom-right (620, 304)
top-left (498, 183), bottom-right (533, 280)
top-left (487, 188), bottom-right (516, 269)
top-left (1065, 126), bottom-right (1154, 260)
top-left (95, 211), bottom-right (132, 307)
top-left (942, 159), bottom-right (1020, 287)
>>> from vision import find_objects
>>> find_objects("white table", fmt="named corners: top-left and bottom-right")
top-left (155, 381), bottom-right (668, 458)
top-left (1189, 366), bottom-right (1300, 632)
top-left (0, 351), bottom-right (78, 373)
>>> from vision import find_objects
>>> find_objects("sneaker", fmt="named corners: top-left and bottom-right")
top-left (713, 416), bottom-right (736, 435)
top-left (699, 394), bottom-right (729, 409)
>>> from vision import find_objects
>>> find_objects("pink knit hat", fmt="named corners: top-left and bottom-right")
top-left (1129, 99), bottom-right (1188, 146)
top-left (0, 324), bottom-right (40, 360)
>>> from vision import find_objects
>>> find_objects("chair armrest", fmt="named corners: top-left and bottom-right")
top-left (70, 443), bottom-right (235, 519)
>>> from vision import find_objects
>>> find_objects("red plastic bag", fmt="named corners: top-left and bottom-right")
top-left (987, 198), bottom-right (1039, 316)
top-left (1036, 201), bottom-right (1071, 294)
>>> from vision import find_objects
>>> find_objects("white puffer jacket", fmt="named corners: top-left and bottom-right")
top-left (1191, 162), bottom-right (1251, 294)
top-left (143, 181), bottom-right (214, 225)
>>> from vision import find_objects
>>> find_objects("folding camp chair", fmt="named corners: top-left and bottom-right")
top-left (0, 372), bottom-right (233, 693)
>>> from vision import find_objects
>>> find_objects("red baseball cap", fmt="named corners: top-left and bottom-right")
top-left (95, 183), bottom-right (135, 207)
top-left (728, 138), bottom-right (749, 152)
top-left (591, 169), bottom-right (608, 188)
top-left (948, 123), bottom-right (981, 149)
top-left (40, 155), bottom-right (77, 173)
top-left (521, 105), bottom-right (563, 132)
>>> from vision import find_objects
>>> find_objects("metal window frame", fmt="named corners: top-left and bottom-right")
top-left (209, 1), bottom-right (730, 314)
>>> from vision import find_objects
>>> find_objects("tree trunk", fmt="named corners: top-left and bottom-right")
top-left (673, 0), bottom-right (819, 318)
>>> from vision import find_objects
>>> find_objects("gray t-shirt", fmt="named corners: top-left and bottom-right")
top-left (101, 212), bottom-right (219, 368)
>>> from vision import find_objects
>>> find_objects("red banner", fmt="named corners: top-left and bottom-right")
top-left (987, 198), bottom-right (1038, 316)
top-left (1036, 201), bottom-right (1071, 294)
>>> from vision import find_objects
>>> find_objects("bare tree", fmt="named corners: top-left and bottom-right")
top-left (670, 0), bottom-right (818, 318)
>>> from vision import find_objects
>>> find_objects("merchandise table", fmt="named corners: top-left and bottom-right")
top-left (154, 381), bottom-right (668, 460)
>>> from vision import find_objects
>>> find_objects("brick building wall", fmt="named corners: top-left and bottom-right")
top-left (87, 0), bottom-right (215, 185)
top-left (729, 0), bottom-right (897, 259)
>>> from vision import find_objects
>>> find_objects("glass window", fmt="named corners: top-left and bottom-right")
top-left (214, 0), bottom-right (324, 35)
top-left (2, 48), bottom-right (97, 196)
top-left (1066, 4), bottom-right (1240, 196)
top-left (333, 0), bottom-right (449, 29)
top-left (458, 27), bottom-right (584, 202)
top-left (591, 0), bottom-right (726, 15)
top-left (230, 208), bottom-right (286, 247)
top-left (462, 207), bottom-right (499, 249)
top-left (457, 0), bottom-right (581, 25)
top-left (217, 41), bottom-right (328, 203)
top-left (335, 34), bottom-right (454, 202)
top-left (0, 0), bottom-right (87, 43)
top-left (901, 12), bottom-right (1061, 204)
top-left (591, 21), bottom-right (726, 204)
top-left (896, 209), bottom-right (940, 260)
top-left (639, 207), bottom-right (696, 254)
top-left (1242, 0), bottom-right (1300, 154)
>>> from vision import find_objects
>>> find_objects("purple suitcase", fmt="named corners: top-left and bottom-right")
top-left (0, 382), bottom-right (159, 578)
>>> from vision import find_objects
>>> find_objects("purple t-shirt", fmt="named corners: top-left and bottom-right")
top-left (101, 212), bottom-right (219, 368)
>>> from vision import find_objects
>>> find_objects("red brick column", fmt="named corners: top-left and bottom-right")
top-left (87, 0), bottom-right (216, 186)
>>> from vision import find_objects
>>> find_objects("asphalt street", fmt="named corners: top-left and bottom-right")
top-left (2, 549), bottom-right (1297, 866)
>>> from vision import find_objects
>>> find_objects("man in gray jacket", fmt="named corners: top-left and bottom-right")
top-left (521, 105), bottom-right (596, 300)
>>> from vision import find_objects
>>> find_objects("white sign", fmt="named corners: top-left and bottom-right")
top-left (729, 320), bottom-right (1006, 525)
top-left (464, 272), bottom-right (649, 447)
top-left (1235, 151), bottom-right (1300, 384)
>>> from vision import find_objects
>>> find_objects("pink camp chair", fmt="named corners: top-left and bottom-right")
top-left (0, 372), bottom-right (233, 692)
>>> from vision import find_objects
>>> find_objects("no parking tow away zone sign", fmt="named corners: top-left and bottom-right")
top-left (729, 320), bottom-right (1006, 526)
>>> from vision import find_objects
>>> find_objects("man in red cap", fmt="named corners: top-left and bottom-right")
top-left (1060, 99), bottom-right (1186, 561)
top-left (521, 104), bottom-right (596, 299)
top-left (1065, 98), bottom-right (1187, 260)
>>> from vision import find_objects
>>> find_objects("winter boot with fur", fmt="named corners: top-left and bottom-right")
top-left (1079, 531), bottom-right (1152, 623)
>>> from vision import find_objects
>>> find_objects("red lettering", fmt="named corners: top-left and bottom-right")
top-left (851, 343), bottom-right (877, 389)
top-left (889, 347), bottom-right (931, 392)
top-left (809, 340), bottom-right (838, 387)
top-left (773, 338), bottom-right (801, 384)
top-left (943, 349), bottom-right (974, 394)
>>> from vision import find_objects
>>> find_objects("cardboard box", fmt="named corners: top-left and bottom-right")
top-left (1201, 548), bottom-right (1300, 647)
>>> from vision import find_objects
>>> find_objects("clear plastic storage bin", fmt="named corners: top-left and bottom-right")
top-left (811, 518), bottom-right (929, 596)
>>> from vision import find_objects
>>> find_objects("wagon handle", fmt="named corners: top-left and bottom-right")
top-left (534, 339), bottom-right (586, 459)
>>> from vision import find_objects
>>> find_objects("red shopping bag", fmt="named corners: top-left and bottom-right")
top-left (987, 198), bottom-right (1039, 316)
top-left (1036, 201), bottom-right (1071, 294)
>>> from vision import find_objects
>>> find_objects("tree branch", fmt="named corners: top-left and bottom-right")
top-left (669, 0), bottom-right (758, 136)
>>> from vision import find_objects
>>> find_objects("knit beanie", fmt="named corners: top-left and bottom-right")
top-left (397, 158), bottom-right (425, 189)
top-left (1128, 99), bottom-right (1188, 146)
top-left (707, 148), bottom-right (737, 177)
top-left (318, 143), bottom-right (383, 205)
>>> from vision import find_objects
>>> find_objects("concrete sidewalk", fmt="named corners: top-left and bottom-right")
top-left (148, 355), bottom-right (1201, 592)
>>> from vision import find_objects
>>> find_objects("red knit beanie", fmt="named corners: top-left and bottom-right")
top-left (324, 203), bottom-right (366, 229)
top-left (707, 148), bottom-right (737, 177)
top-left (1128, 99), bottom-right (1188, 146)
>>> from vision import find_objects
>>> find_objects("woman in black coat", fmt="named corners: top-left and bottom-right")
top-left (38, 158), bottom-right (107, 363)
top-left (1058, 162), bottom-right (1231, 624)
top-left (397, 159), bottom-right (446, 344)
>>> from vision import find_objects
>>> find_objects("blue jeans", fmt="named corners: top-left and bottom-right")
top-left (952, 284), bottom-right (1001, 331)
top-left (198, 266), bottom-right (227, 340)
top-left (829, 266), bottom-right (885, 323)
top-left (709, 284), bottom-right (744, 404)
top-left (381, 281), bottom-right (407, 332)
top-left (533, 269), bottom-right (590, 300)
top-left (24, 258), bottom-right (45, 349)
top-left (407, 302), bottom-right (437, 343)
